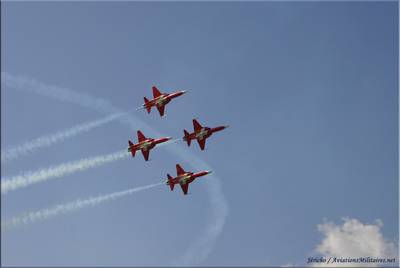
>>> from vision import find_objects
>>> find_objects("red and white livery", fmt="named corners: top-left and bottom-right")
top-left (166, 164), bottom-right (212, 195)
top-left (128, 130), bottom-right (171, 161)
top-left (183, 119), bottom-right (229, 150)
top-left (143, 86), bottom-right (186, 117)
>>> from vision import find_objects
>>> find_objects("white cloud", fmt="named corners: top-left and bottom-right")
top-left (312, 217), bottom-right (398, 267)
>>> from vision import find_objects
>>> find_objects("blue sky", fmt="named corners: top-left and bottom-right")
top-left (1, 2), bottom-right (398, 266)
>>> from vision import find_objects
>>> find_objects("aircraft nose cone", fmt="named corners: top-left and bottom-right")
top-left (207, 170), bottom-right (213, 174)
top-left (165, 137), bottom-right (173, 141)
top-left (224, 125), bottom-right (230, 129)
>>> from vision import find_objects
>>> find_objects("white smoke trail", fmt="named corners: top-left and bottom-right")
top-left (2, 182), bottom-right (163, 231)
top-left (172, 155), bottom-right (228, 265)
top-left (1, 72), bottom-right (112, 111)
top-left (1, 112), bottom-right (126, 163)
top-left (1, 138), bottom-right (178, 195)
top-left (2, 72), bottom-right (229, 265)
top-left (1, 150), bottom-right (130, 194)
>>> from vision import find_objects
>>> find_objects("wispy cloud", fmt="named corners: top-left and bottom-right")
top-left (1, 112), bottom-right (126, 163)
top-left (2, 72), bottom-right (229, 265)
top-left (1, 150), bottom-right (130, 194)
top-left (2, 182), bottom-right (163, 231)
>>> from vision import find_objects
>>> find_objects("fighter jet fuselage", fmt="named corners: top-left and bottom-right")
top-left (128, 130), bottom-right (171, 161)
top-left (166, 164), bottom-right (212, 195)
top-left (183, 119), bottom-right (229, 150)
top-left (143, 86), bottom-right (186, 117)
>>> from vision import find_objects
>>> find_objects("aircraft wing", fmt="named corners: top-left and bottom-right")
top-left (197, 138), bottom-right (206, 150)
top-left (156, 105), bottom-right (165, 116)
top-left (176, 164), bottom-right (186, 175)
top-left (180, 183), bottom-right (189, 195)
top-left (141, 149), bottom-right (150, 161)
top-left (137, 130), bottom-right (147, 142)
top-left (152, 86), bottom-right (162, 98)
top-left (193, 119), bottom-right (202, 132)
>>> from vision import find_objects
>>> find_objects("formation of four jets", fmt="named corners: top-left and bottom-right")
top-left (128, 86), bottom-right (228, 195)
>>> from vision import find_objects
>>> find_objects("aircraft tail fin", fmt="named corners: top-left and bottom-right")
top-left (167, 174), bottom-right (174, 191)
top-left (128, 140), bottom-right (135, 157)
top-left (143, 97), bottom-right (151, 113)
top-left (183, 130), bottom-right (191, 146)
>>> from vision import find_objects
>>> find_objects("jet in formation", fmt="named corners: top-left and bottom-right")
top-left (130, 87), bottom-right (229, 195)
top-left (166, 164), bottom-right (212, 195)
top-left (128, 130), bottom-right (171, 161)
top-left (183, 119), bottom-right (229, 150)
top-left (143, 86), bottom-right (187, 117)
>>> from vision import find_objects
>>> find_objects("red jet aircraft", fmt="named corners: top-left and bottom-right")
top-left (128, 130), bottom-right (171, 161)
top-left (166, 164), bottom-right (212, 195)
top-left (183, 119), bottom-right (229, 150)
top-left (143, 86), bottom-right (186, 117)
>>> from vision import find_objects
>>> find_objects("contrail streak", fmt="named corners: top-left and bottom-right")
top-left (1, 150), bottom-right (130, 194)
top-left (2, 182), bottom-right (163, 231)
top-left (1, 112), bottom-right (127, 163)
top-left (172, 157), bottom-right (228, 265)
top-left (1, 139), bottom-right (177, 194)
top-left (2, 72), bottom-right (229, 265)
